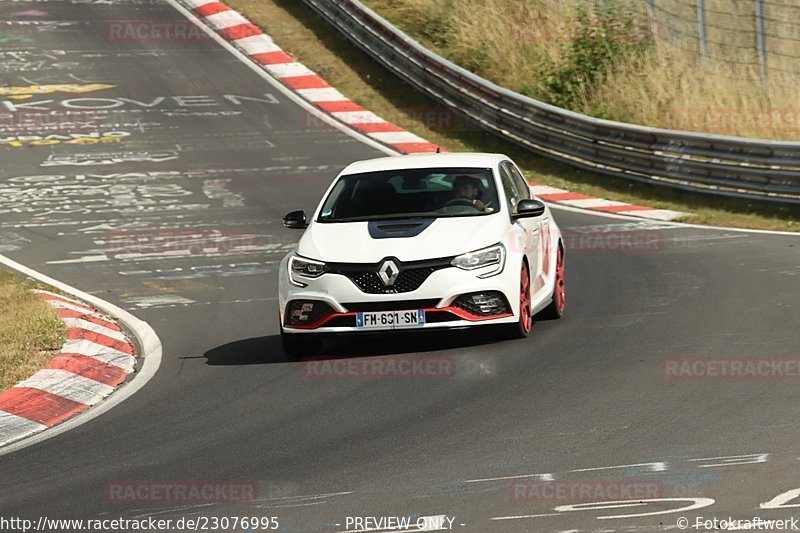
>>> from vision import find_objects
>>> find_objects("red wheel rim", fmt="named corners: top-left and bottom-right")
top-left (555, 247), bottom-right (565, 313)
top-left (520, 264), bottom-right (532, 333)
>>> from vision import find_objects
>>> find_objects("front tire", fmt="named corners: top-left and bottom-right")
top-left (503, 262), bottom-right (533, 339)
top-left (280, 325), bottom-right (322, 359)
top-left (537, 244), bottom-right (565, 320)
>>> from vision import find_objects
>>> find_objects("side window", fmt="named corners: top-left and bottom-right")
top-left (319, 179), bottom-right (347, 219)
top-left (507, 163), bottom-right (531, 200)
top-left (499, 164), bottom-right (521, 214)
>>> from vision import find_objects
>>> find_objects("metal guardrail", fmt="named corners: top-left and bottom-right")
top-left (300, 0), bottom-right (800, 204)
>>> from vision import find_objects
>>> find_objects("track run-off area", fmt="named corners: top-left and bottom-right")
top-left (0, 0), bottom-right (799, 531)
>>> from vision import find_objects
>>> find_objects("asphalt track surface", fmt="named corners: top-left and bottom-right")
top-left (1, 1), bottom-right (799, 532)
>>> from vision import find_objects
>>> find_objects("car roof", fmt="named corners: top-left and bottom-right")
top-left (340, 153), bottom-right (509, 175)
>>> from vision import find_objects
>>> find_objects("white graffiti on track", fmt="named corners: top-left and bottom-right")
top-left (41, 149), bottom-right (180, 166)
top-left (2, 21), bottom-right (83, 30)
top-left (118, 261), bottom-right (280, 280)
top-left (79, 50), bottom-right (169, 58)
top-left (0, 171), bottom-right (199, 217)
top-left (202, 179), bottom-right (244, 208)
top-left (10, 9), bottom-right (48, 15)
top-left (122, 295), bottom-right (196, 308)
top-left (10, 165), bottom-right (332, 182)
top-left (162, 110), bottom-right (242, 118)
top-left (0, 93), bottom-right (278, 112)
top-left (49, 216), bottom-right (276, 235)
top-left (9, 170), bottom-right (183, 184)
top-left (0, 51), bottom-right (66, 60)
top-left (96, 229), bottom-right (290, 259)
top-left (0, 232), bottom-right (31, 252)
top-left (0, 50), bottom-right (167, 61)
top-left (0, 116), bottom-right (161, 133)
top-left (6, 0), bottom-right (164, 5)
top-left (47, 234), bottom-right (292, 264)
top-left (0, 60), bottom-right (80, 73)
top-left (0, 35), bottom-right (35, 45)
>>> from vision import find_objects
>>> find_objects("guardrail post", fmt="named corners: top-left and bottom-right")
top-left (646, 0), bottom-right (656, 36)
top-left (755, 0), bottom-right (768, 87)
top-left (696, 0), bottom-right (707, 70)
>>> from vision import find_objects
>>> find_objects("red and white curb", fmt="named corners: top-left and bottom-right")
top-left (0, 290), bottom-right (136, 447)
top-left (183, 0), bottom-right (438, 155)
top-left (527, 185), bottom-right (686, 221)
top-left (179, 0), bottom-right (686, 222)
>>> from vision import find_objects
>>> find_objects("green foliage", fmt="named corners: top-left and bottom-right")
top-left (543, 0), bottom-right (652, 109)
top-left (407, 0), bottom-right (457, 49)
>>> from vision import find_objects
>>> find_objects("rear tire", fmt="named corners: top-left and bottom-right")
top-left (503, 262), bottom-right (533, 339)
top-left (537, 245), bottom-right (565, 320)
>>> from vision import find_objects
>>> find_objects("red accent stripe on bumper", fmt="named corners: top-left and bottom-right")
top-left (286, 307), bottom-right (513, 329)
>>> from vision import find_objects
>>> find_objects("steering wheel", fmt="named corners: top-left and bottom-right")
top-left (443, 198), bottom-right (477, 208)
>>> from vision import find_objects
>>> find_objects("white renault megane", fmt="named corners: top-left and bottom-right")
top-left (278, 153), bottom-right (565, 356)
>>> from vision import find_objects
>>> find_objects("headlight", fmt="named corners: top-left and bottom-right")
top-left (451, 243), bottom-right (505, 278)
top-left (288, 254), bottom-right (326, 287)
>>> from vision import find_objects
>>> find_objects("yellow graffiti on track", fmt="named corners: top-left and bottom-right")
top-left (0, 132), bottom-right (129, 148)
top-left (0, 83), bottom-right (116, 100)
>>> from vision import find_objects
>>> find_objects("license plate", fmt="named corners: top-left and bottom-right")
top-left (356, 310), bottom-right (425, 329)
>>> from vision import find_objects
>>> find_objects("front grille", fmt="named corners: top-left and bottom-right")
top-left (328, 257), bottom-right (453, 294)
top-left (342, 299), bottom-right (440, 312)
top-left (344, 267), bottom-right (438, 294)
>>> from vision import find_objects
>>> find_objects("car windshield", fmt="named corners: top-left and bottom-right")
top-left (317, 167), bottom-right (499, 222)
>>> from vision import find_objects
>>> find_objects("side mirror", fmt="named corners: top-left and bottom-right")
top-left (514, 199), bottom-right (546, 219)
top-left (283, 210), bottom-right (308, 229)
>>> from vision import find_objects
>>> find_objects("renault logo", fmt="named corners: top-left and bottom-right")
top-left (377, 259), bottom-right (400, 286)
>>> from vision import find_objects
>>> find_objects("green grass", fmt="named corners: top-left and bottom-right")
top-left (223, 0), bottom-right (800, 232)
top-left (363, 1), bottom-right (800, 141)
top-left (0, 270), bottom-right (67, 392)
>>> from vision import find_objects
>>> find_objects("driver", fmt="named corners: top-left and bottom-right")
top-left (452, 175), bottom-right (489, 211)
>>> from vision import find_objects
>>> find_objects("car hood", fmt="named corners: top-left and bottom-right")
top-left (297, 215), bottom-right (508, 263)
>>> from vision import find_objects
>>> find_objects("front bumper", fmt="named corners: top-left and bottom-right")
top-left (279, 257), bottom-right (519, 334)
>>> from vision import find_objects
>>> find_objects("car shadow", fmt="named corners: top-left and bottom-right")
top-left (204, 335), bottom-right (287, 365)
top-left (203, 328), bottom-right (504, 365)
